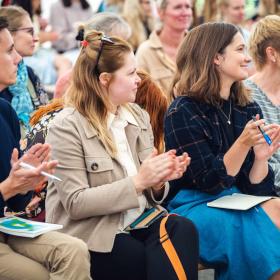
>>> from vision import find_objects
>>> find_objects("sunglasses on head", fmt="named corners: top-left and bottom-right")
top-left (95, 35), bottom-right (115, 75)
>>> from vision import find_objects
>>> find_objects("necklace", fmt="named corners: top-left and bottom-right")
top-left (219, 99), bottom-right (232, 125)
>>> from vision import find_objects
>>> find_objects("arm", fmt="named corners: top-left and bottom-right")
top-left (46, 117), bottom-right (141, 220)
top-left (46, 110), bottom-right (186, 220)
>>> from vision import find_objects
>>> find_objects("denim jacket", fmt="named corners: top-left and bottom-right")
top-left (164, 96), bottom-right (276, 201)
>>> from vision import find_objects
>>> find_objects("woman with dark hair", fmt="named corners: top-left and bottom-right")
top-left (49, 0), bottom-right (92, 54)
top-left (165, 22), bottom-right (280, 280)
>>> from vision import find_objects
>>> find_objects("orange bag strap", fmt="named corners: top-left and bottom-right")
top-left (160, 216), bottom-right (188, 280)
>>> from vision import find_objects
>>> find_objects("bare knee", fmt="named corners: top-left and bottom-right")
top-left (269, 270), bottom-right (280, 280)
top-left (261, 198), bottom-right (280, 229)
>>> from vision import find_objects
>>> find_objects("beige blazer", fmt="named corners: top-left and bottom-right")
top-left (46, 103), bottom-right (165, 252)
top-left (136, 30), bottom-right (176, 96)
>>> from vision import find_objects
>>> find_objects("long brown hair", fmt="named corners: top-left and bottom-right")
top-left (172, 22), bottom-right (251, 107)
top-left (136, 70), bottom-right (168, 153)
top-left (65, 30), bottom-right (132, 157)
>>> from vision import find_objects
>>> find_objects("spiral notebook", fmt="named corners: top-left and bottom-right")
top-left (207, 193), bottom-right (275, 211)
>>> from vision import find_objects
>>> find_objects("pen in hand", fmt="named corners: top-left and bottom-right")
top-left (252, 116), bottom-right (272, 146)
top-left (19, 162), bottom-right (62, 182)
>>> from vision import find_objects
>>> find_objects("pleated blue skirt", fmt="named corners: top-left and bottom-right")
top-left (168, 187), bottom-right (280, 280)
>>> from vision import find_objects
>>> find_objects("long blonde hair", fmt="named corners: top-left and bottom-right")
top-left (122, 0), bottom-right (155, 50)
top-left (65, 30), bottom-right (132, 157)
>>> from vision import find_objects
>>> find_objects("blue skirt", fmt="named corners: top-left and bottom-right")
top-left (168, 187), bottom-right (280, 280)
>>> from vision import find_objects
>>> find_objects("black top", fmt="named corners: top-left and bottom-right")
top-left (164, 96), bottom-right (276, 201)
top-left (0, 98), bottom-right (31, 217)
top-left (216, 99), bottom-right (235, 151)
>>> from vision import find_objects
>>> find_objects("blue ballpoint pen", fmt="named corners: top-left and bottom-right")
top-left (252, 116), bottom-right (272, 145)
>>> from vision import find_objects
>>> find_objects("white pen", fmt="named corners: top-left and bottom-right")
top-left (19, 162), bottom-right (62, 182)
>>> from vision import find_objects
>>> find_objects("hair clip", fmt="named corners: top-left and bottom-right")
top-left (81, 40), bottom-right (89, 47)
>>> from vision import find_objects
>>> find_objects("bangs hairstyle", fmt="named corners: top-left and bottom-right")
top-left (172, 22), bottom-right (251, 107)
top-left (65, 30), bottom-right (132, 157)
top-left (249, 15), bottom-right (280, 71)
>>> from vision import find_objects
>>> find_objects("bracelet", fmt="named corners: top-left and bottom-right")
top-left (152, 182), bottom-right (165, 191)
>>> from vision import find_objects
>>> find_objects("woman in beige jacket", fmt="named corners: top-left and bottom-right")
top-left (136, 0), bottom-right (193, 96)
top-left (46, 30), bottom-right (199, 279)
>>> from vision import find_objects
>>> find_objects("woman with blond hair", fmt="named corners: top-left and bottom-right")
top-left (136, 0), bottom-right (193, 96)
top-left (246, 15), bottom-right (280, 195)
top-left (122, 0), bottom-right (157, 51)
top-left (45, 29), bottom-right (199, 280)
top-left (165, 22), bottom-right (280, 280)
top-left (258, 0), bottom-right (280, 17)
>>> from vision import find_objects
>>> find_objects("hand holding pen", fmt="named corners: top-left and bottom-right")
top-left (252, 115), bottom-right (272, 145)
top-left (1, 144), bottom-right (59, 201)
top-left (251, 115), bottom-right (280, 161)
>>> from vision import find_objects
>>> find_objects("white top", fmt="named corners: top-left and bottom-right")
top-left (107, 106), bottom-right (147, 230)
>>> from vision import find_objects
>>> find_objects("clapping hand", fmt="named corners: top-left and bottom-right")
top-left (133, 148), bottom-right (191, 193)
top-left (2, 144), bottom-right (58, 200)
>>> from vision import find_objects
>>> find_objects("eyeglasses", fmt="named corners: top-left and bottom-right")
top-left (10, 27), bottom-right (35, 37)
top-left (95, 35), bottom-right (115, 75)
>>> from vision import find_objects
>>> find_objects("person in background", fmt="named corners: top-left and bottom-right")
top-left (122, 0), bottom-right (157, 52)
top-left (165, 22), bottom-right (280, 280)
top-left (136, 0), bottom-right (193, 96)
top-left (218, 0), bottom-right (249, 40)
top-left (104, 0), bottom-right (124, 13)
top-left (46, 29), bottom-right (199, 280)
top-left (246, 15), bottom-right (280, 195)
top-left (258, 0), bottom-right (280, 17)
top-left (49, 0), bottom-right (93, 64)
top-left (0, 6), bottom-right (49, 138)
top-left (135, 70), bottom-right (168, 153)
top-left (12, 0), bottom-right (72, 86)
top-left (200, 0), bottom-right (218, 23)
top-left (54, 11), bottom-right (132, 99)
top-left (0, 16), bottom-right (92, 280)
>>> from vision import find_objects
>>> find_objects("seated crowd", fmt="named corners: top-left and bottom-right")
top-left (0, 1), bottom-right (280, 280)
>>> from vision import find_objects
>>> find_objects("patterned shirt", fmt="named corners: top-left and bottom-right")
top-left (164, 96), bottom-right (276, 201)
top-left (245, 79), bottom-right (280, 194)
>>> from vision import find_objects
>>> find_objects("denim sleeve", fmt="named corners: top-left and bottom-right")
top-left (164, 106), bottom-right (235, 196)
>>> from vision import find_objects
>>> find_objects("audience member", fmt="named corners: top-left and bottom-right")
top-left (104, 0), bottom-right (125, 13)
top-left (246, 15), bottom-right (280, 195)
top-left (200, 0), bottom-right (218, 23)
top-left (0, 6), bottom-right (49, 137)
top-left (0, 16), bottom-right (92, 280)
top-left (135, 70), bottom-right (168, 153)
top-left (54, 11), bottom-right (132, 99)
top-left (136, 0), bottom-right (193, 96)
top-left (13, 0), bottom-right (71, 85)
top-left (218, 0), bottom-right (249, 40)
top-left (21, 12), bottom-right (132, 220)
top-left (49, 0), bottom-right (92, 59)
top-left (165, 22), bottom-right (280, 280)
top-left (258, 0), bottom-right (280, 17)
top-left (122, 0), bottom-right (157, 51)
top-left (46, 29), bottom-right (199, 280)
